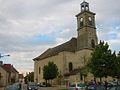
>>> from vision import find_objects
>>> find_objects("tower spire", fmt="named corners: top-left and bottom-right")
top-left (76, 1), bottom-right (98, 50)
top-left (81, 0), bottom-right (89, 12)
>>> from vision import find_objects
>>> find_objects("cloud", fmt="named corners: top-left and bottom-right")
top-left (0, 0), bottom-right (120, 74)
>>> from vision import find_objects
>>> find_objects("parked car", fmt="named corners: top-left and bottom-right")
top-left (109, 85), bottom-right (120, 90)
top-left (4, 82), bottom-right (21, 90)
top-left (107, 80), bottom-right (117, 87)
top-left (27, 82), bottom-right (38, 90)
top-left (37, 82), bottom-right (51, 87)
top-left (68, 82), bottom-right (86, 90)
top-left (86, 84), bottom-right (105, 90)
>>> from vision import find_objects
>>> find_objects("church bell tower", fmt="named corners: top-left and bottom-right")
top-left (76, 1), bottom-right (98, 50)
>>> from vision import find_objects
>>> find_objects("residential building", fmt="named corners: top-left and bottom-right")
top-left (19, 74), bottom-right (24, 83)
top-left (0, 61), bottom-right (19, 86)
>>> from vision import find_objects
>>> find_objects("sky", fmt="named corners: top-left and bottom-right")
top-left (0, 0), bottom-right (120, 75)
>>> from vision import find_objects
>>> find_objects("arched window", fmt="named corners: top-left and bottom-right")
top-left (88, 16), bottom-right (93, 26)
top-left (80, 17), bottom-right (84, 27)
top-left (91, 39), bottom-right (95, 48)
top-left (81, 5), bottom-right (84, 11)
top-left (80, 73), bottom-right (83, 80)
top-left (85, 5), bottom-right (89, 10)
top-left (69, 62), bottom-right (73, 72)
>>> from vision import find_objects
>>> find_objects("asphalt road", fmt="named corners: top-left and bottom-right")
top-left (4, 83), bottom-right (20, 90)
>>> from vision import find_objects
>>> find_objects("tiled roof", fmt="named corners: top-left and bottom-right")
top-left (3, 64), bottom-right (19, 73)
top-left (33, 38), bottom-right (77, 61)
top-left (3, 64), bottom-right (12, 72)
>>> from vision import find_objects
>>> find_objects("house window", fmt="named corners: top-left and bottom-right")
top-left (69, 62), bottom-right (73, 72)
top-left (39, 67), bottom-right (41, 74)
top-left (91, 39), bottom-right (95, 48)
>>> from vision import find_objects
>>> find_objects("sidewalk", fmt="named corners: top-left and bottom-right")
top-left (21, 84), bottom-right (27, 90)
top-left (53, 85), bottom-right (67, 89)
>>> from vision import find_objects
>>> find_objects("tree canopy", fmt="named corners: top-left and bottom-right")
top-left (87, 41), bottom-right (116, 78)
top-left (24, 72), bottom-right (34, 83)
top-left (43, 61), bottom-right (58, 82)
top-left (113, 52), bottom-right (120, 79)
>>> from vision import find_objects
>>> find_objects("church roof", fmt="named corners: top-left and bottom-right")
top-left (33, 38), bottom-right (77, 61)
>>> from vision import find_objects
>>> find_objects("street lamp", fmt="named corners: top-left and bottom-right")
top-left (0, 53), bottom-right (10, 58)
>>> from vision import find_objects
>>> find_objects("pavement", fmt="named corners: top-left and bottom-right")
top-left (38, 85), bottom-right (67, 90)
top-left (0, 84), bottom-right (67, 90)
top-left (22, 84), bottom-right (27, 90)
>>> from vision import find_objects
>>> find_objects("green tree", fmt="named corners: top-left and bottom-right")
top-left (24, 72), bottom-right (34, 83)
top-left (87, 41), bottom-right (116, 80)
top-left (80, 65), bottom-right (89, 82)
top-left (43, 61), bottom-right (58, 85)
top-left (113, 52), bottom-right (120, 80)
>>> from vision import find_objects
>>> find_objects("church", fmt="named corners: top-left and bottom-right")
top-left (33, 1), bottom-right (98, 84)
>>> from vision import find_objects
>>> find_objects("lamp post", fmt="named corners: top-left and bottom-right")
top-left (0, 53), bottom-right (10, 58)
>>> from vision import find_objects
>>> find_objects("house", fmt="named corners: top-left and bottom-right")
top-left (0, 61), bottom-right (19, 86)
top-left (0, 62), bottom-right (9, 87)
top-left (33, 1), bottom-right (98, 84)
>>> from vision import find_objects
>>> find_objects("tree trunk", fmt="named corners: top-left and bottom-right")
top-left (45, 80), bottom-right (47, 87)
top-left (94, 77), bottom-right (96, 84)
top-left (105, 81), bottom-right (107, 90)
top-left (100, 77), bottom-right (102, 82)
top-left (105, 77), bottom-right (107, 90)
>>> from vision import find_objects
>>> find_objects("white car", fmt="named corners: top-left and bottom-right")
top-left (68, 82), bottom-right (86, 90)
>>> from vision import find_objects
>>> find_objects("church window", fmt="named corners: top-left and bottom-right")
top-left (80, 17), bottom-right (84, 27)
top-left (81, 5), bottom-right (84, 11)
top-left (85, 5), bottom-right (89, 10)
top-left (39, 67), bottom-right (41, 74)
top-left (88, 16), bottom-right (93, 26)
top-left (91, 39), bottom-right (95, 48)
top-left (69, 62), bottom-right (73, 72)
top-left (80, 73), bottom-right (83, 80)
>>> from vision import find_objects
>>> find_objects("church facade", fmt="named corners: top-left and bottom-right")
top-left (33, 1), bottom-right (98, 84)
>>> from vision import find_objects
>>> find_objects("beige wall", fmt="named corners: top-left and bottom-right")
top-left (0, 67), bottom-right (7, 86)
top-left (64, 49), bottom-right (92, 82)
top-left (34, 49), bottom-right (93, 84)
top-left (65, 49), bottom-right (92, 73)
top-left (34, 52), bottom-right (65, 83)
top-left (12, 72), bottom-right (19, 82)
top-left (15, 73), bottom-right (19, 82)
